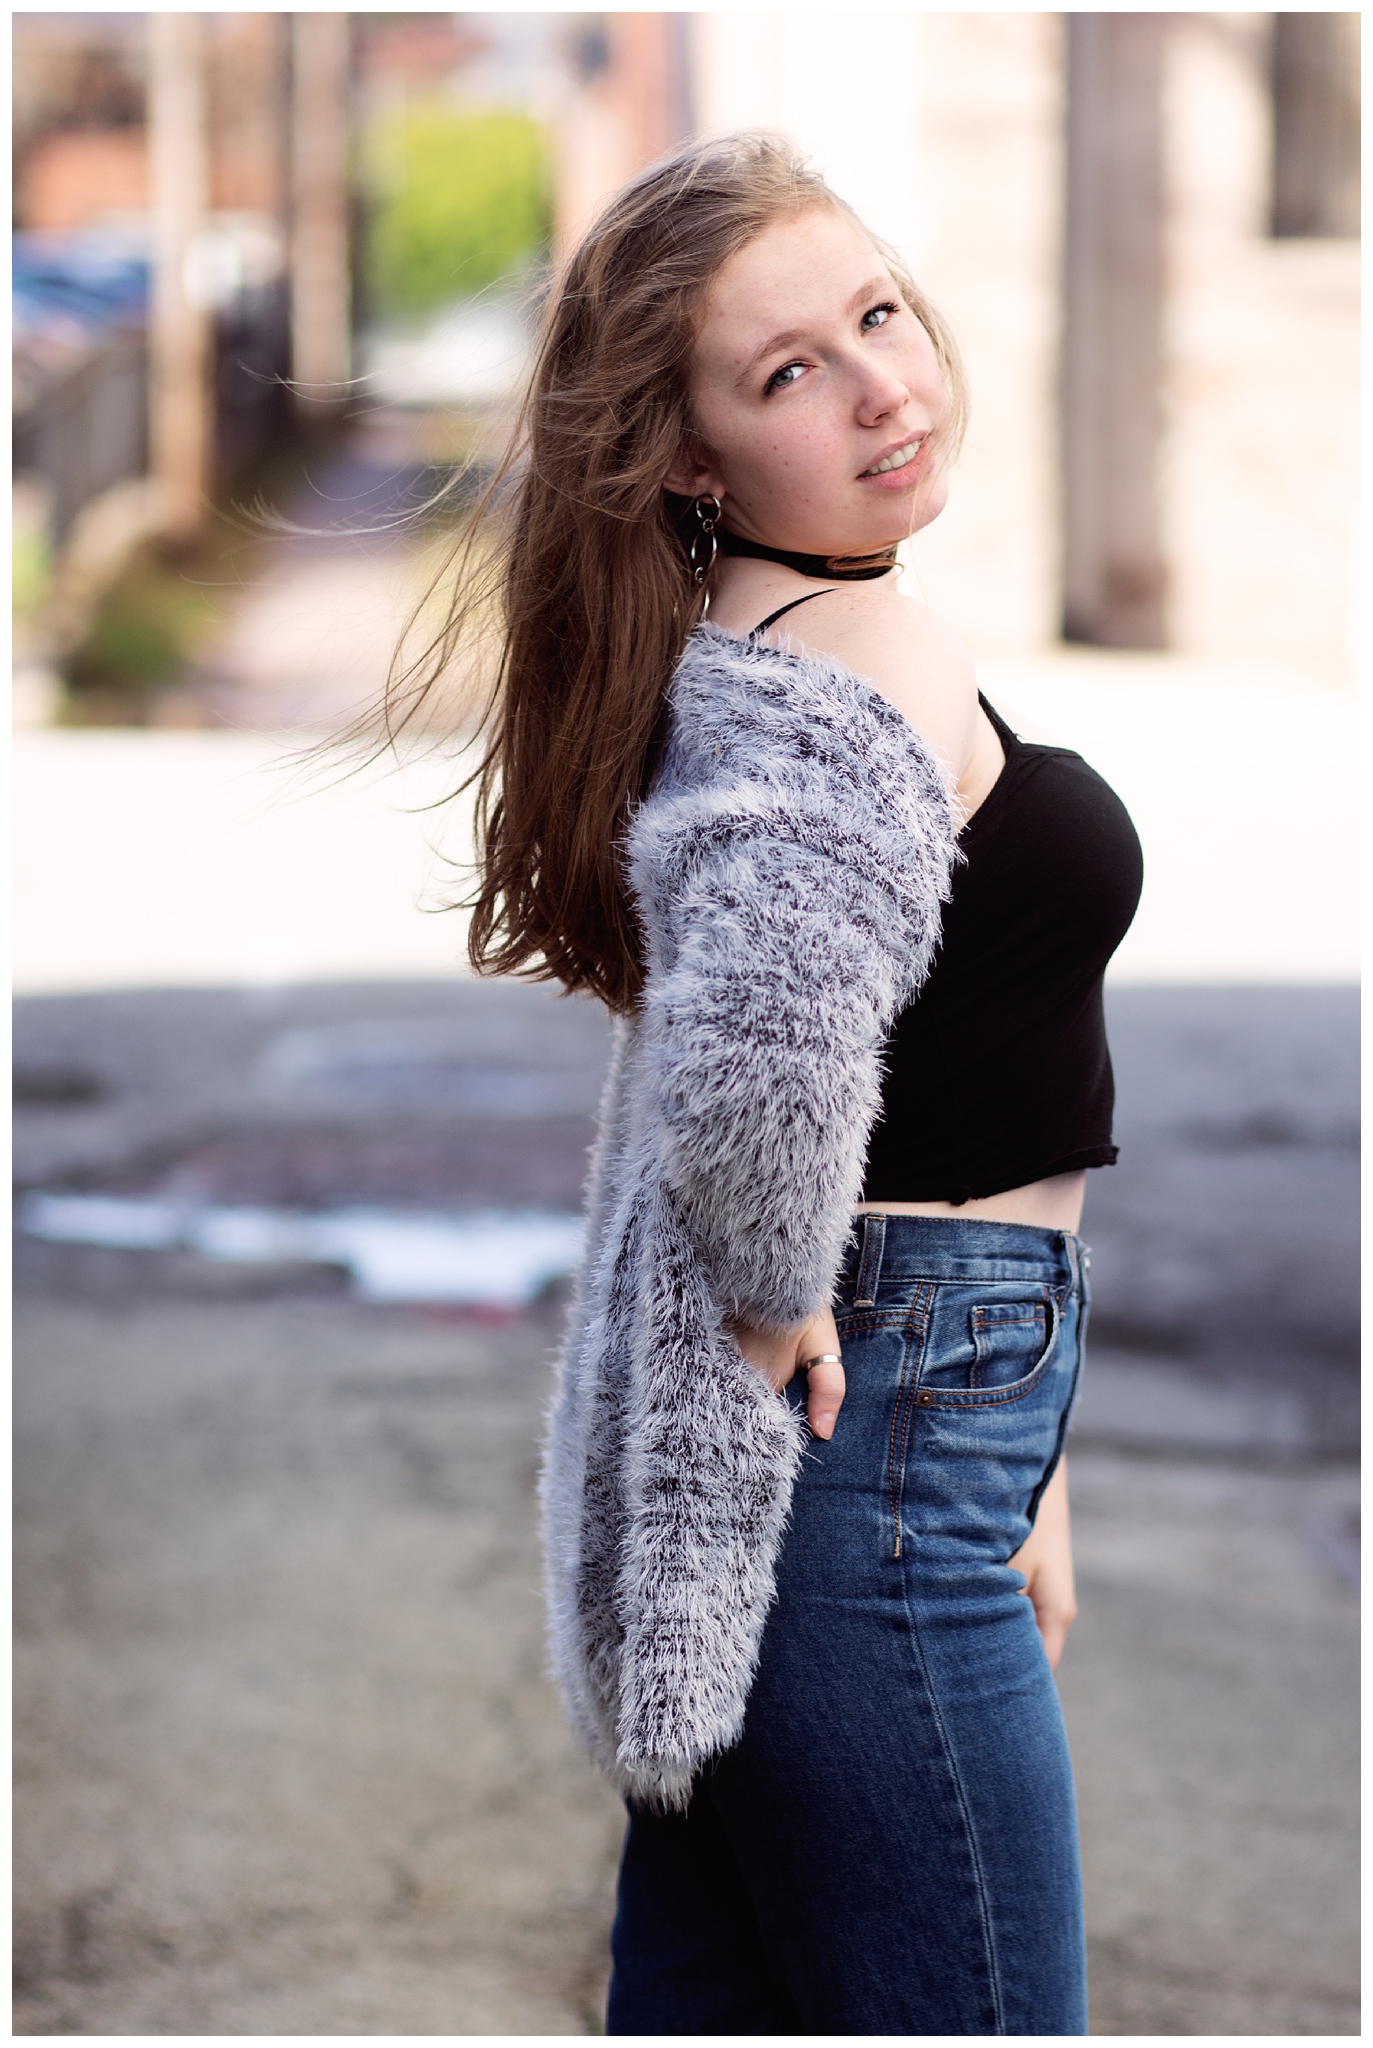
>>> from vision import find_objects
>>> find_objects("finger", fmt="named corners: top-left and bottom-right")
top-left (1033, 1602), bottom-right (1075, 1670)
top-left (804, 1357), bottom-right (846, 1440)
top-left (729, 1322), bottom-right (800, 1392)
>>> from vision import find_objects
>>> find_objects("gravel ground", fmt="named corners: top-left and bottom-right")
top-left (13, 1289), bottom-right (1358, 2036)
top-left (1062, 1451), bottom-right (1358, 2036)
top-left (13, 1293), bottom-right (624, 2036)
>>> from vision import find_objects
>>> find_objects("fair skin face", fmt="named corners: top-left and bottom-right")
top-left (666, 206), bottom-right (1079, 1663)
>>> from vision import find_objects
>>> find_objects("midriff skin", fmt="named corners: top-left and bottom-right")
top-left (856, 1169), bottom-right (1087, 1236)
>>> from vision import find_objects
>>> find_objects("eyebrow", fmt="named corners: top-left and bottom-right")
top-left (737, 275), bottom-right (893, 386)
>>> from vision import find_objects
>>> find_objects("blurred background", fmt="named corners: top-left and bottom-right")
top-left (13, 11), bottom-right (1359, 2036)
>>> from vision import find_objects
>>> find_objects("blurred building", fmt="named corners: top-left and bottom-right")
top-left (12, 11), bottom-right (1359, 678)
top-left (560, 10), bottom-right (1359, 676)
top-left (552, 15), bottom-right (694, 259)
top-left (13, 13), bottom-right (297, 548)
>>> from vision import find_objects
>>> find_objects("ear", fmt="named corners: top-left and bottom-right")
top-left (663, 440), bottom-right (725, 503)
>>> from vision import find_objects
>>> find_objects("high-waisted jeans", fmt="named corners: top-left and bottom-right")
top-left (607, 1213), bottom-right (1090, 2036)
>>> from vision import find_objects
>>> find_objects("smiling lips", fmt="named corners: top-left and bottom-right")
top-left (860, 436), bottom-right (926, 478)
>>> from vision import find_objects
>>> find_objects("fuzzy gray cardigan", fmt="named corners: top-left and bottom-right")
top-left (540, 620), bottom-right (961, 1811)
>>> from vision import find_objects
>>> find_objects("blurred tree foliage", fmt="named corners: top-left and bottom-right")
top-left (64, 547), bottom-right (218, 706)
top-left (12, 524), bottom-right (50, 626)
top-left (363, 106), bottom-right (550, 315)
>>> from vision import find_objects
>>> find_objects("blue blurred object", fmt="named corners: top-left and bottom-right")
top-left (12, 220), bottom-right (290, 544)
top-left (12, 228), bottom-right (152, 543)
top-left (13, 226), bottom-right (150, 342)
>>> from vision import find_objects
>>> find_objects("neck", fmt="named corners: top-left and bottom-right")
top-left (717, 527), bottom-right (898, 583)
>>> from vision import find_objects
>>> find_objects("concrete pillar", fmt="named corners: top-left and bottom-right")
top-left (554, 13), bottom-right (694, 257)
top-left (209, 12), bottom-right (291, 219)
top-left (1161, 13), bottom-right (1357, 672)
top-left (1271, 12), bottom-right (1361, 238)
top-left (1061, 13), bottom-right (1168, 648)
top-left (903, 12), bottom-right (1065, 656)
top-left (290, 13), bottom-right (352, 407)
top-left (148, 11), bottom-right (212, 540)
top-left (609, 13), bottom-right (694, 167)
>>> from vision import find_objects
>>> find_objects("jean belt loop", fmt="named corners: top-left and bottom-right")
top-left (854, 1212), bottom-right (887, 1310)
top-left (1060, 1230), bottom-right (1081, 1294)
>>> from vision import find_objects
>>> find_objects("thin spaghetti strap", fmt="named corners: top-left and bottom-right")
top-left (748, 588), bottom-right (839, 640)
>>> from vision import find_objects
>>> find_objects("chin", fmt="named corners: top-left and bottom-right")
top-left (909, 479), bottom-right (950, 535)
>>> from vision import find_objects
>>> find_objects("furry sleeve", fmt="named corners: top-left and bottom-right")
top-left (628, 640), bottom-right (960, 1334)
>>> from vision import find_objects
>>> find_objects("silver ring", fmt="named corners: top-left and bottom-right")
top-left (799, 1353), bottom-right (843, 1370)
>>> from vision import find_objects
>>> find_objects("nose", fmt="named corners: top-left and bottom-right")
top-left (853, 353), bottom-right (910, 427)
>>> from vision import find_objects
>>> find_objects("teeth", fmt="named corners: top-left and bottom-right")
top-left (864, 440), bottom-right (922, 476)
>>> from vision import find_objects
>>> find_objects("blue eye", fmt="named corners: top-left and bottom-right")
top-left (764, 360), bottom-right (805, 394)
top-left (862, 301), bottom-right (899, 331)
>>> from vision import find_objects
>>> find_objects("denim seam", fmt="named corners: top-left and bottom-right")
top-left (895, 1553), bottom-right (1006, 2033)
top-left (1027, 1278), bottom-right (1089, 1523)
top-left (836, 1311), bottom-right (915, 1333)
top-left (884, 1287), bottom-right (928, 1560)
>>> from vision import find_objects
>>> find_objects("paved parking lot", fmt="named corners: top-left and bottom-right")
top-left (13, 979), bottom-right (1359, 2035)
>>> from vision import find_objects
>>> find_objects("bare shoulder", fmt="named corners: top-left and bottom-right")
top-left (770, 585), bottom-right (981, 776)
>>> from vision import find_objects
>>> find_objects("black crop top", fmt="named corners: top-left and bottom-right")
top-left (861, 692), bottom-right (1144, 1203)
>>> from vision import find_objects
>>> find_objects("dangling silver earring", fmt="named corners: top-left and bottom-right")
top-left (690, 494), bottom-right (721, 585)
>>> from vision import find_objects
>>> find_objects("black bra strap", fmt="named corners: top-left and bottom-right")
top-left (977, 689), bottom-right (1020, 750)
top-left (749, 589), bottom-right (838, 640)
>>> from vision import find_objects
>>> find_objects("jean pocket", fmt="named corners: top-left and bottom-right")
top-left (915, 1284), bottom-right (1062, 1405)
top-left (970, 1299), bottom-right (1050, 1389)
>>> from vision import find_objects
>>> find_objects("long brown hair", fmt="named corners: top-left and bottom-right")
top-left (392, 130), bottom-right (968, 1013)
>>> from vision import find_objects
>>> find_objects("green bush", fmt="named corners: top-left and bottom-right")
top-left (64, 549), bottom-right (217, 697)
top-left (12, 525), bottom-right (49, 623)
top-left (364, 106), bottom-right (551, 316)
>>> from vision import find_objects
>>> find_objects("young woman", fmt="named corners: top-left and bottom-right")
top-left (406, 131), bottom-right (1142, 2035)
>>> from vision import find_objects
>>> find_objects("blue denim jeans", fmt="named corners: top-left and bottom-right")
top-left (607, 1212), bottom-right (1090, 2036)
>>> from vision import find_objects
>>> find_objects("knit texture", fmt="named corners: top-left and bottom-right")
top-left (540, 620), bottom-right (961, 1809)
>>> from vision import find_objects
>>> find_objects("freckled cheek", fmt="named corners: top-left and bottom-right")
top-left (731, 436), bottom-right (802, 493)
top-left (714, 415), bottom-right (837, 506)
top-left (754, 427), bottom-right (831, 487)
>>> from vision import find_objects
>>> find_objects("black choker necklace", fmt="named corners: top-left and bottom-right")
top-left (717, 527), bottom-right (898, 582)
